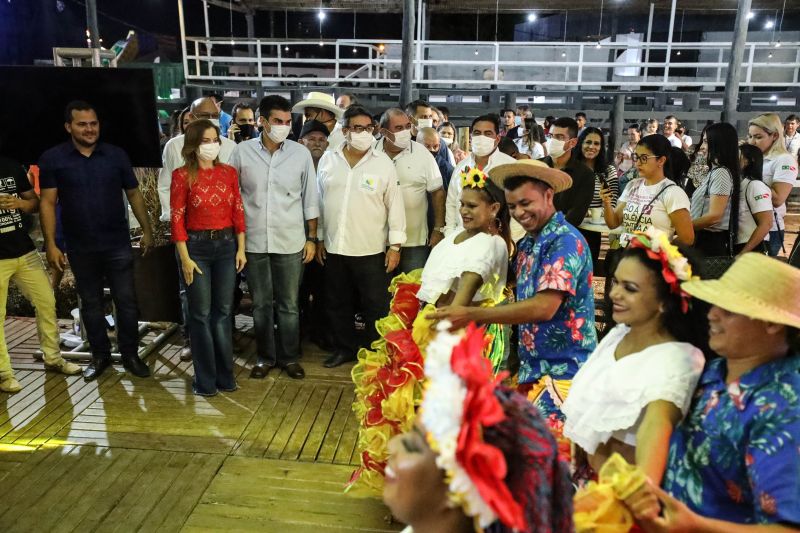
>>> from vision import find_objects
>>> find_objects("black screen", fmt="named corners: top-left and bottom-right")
top-left (0, 66), bottom-right (161, 167)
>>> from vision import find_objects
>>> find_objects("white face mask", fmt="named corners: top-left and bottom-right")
top-left (514, 116), bottom-right (522, 126)
top-left (348, 131), bottom-right (374, 151)
top-left (471, 135), bottom-right (496, 157)
top-left (267, 124), bottom-right (291, 144)
top-left (197, 142), bottom-right (220, 161)
top-left (417, 118), bottom-right (433, 129)
top-left (209, 118), bottom-right (221, 128)
top-left (546, 138), bottom-right (567, 159)
top-left (441, 137), bottom-right (453, 146)
top-left (389, 129), bottom-right (412, 150)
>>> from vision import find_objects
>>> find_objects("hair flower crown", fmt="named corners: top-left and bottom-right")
top-left (628, 227), bottom-right (697, 313)
top-left (460, 166), bottom-right (488, 189)
top-left (420, 322), bottom-right (527, 532)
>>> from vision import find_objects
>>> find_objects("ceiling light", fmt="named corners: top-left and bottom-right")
top-left (595, 42), bottom-right (602, 49)
top-left (317, 11), bottom-right (326, 21)
top-left (770, 95), bottom-right (778, 101)
top-left (764, 20), bottom-right (774, 29)
top-left (284, 45), bottom-right (289, 51)
top-left (527, 13), bottom-right (536, 22)
top-left (352, 47), bottom-right (357, 53)
top-left (561, 51), bottom-right (566, 57)
top-left (676, 50), bottom-right (681, 56)
top-left (768, 52), bottom-right (773, 58)
top-left (775, 41), bottom-right (781, 48)
top-left (378, 43), bottom-right (385, 52)
top-left (319, 40), bottom-right (324, 46)
top-left (474, 49), bottom-right (479, 55)
top-left (747, 11), bottom-right (755, 19)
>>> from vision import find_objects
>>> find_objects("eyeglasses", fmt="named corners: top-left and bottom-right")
top-left (346, 124), bottom-right (376, 134)
top-left (631, 153), bottom-right (656, 163)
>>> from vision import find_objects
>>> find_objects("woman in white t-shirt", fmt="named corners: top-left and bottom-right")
top-left (689, 122), bottom-right (739, 257)
top-left (601, 134), bottom-right (695, 247)
top-left (562, 230), bottom-right (706, 483)
top-left (735, 144), bottom-right (773, 255)
top-left (747, 113), bottom-right (798, 256)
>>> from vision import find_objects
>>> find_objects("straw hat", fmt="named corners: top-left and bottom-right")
top-left (682, 253), bottom-right (800, 329)
top-left (291, 92), bottom-right (343, 119)
top-left (488, 159), bottom-right (573, 193)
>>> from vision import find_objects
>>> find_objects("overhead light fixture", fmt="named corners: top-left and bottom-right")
top-left (474, 49), bottom-right (479, 55)
top-left (768, 52), bottom-right (773, 58)
top-left (595, 42), bottom-right (602, 49)
top-left (527, 13), bottom-right (536, 22)
top-left (319, 40), bottom-right (324, 46)
top-left (378, 43), bottom-right (385, 52)
top-left (747, 11), bottom-right (755, 19)
top-left (352, 47), bottom-right (357, 53)
top-left (765, 20), bottom-right (774, 29)
top-left (561, 51), bottom-right (566, 57)
top-left (770, 95), bottom-right (778, 101)
top-left (317, 11), bottom-right (326, 21)
top-left (285, 45), bottom-right (289, 51)
top-left (676, 50), bottom-right (681, 56)
top-left (775, 41), bottom-right (782, 48)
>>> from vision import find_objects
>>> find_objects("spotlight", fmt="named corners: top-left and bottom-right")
top-left (775, 41), bottom-right (782, 48)
top-left (770, 95), bottom-right (778, 101)
top-left (285, 45), bottom-right (289, 51)
top-left (768, 52), bottom-right (773, 58)
top-left (764, 20), bottom-right (774, 29)
top-left (527, 13), bottom-right (536, 22)
top-left (352, 47), bottom-right (358, 53)
top-left (747, 11), bottom-right (754, 19)
top-left (319, 40), bottom-right (324, 47)
top-left (676, 50), bottom-right (681, 56)
top-left (474, 49), bottom-right (479, 55)
top-left (561, 52), bottom-right (566, 57)
top-left (317, 11), bottom-right (326, 21)
top-left (378, 43), bottom-right (385, 52)
top-left (595, 42), bottom-right (601, 49)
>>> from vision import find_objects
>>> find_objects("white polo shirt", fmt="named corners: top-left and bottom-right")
top-left (326, 123), bottom-right (346, 152)
top-left (763, 153), bottom-right (798, 231)
top-left (158, 134), bottom-right (237, 221)
top-left (375, 140), bottom-right (442, 247)
top-left (444, 149), bottom-right (517, 235)
top-left (317, 145), bottom-right (406, 256)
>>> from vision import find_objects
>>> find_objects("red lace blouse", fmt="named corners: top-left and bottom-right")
top-left (170, 163), bottom-right (246, 242)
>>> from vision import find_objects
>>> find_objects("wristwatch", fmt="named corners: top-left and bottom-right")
top-left (306, 236), bottom-right (318, 243)
top-left (432, 227), bottom-right (444, 233)
top-left (389, 245), bottom-right (401, 252)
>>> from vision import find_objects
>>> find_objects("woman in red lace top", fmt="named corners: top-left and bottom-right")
top-left (171, 119), bottom-right (246, 396)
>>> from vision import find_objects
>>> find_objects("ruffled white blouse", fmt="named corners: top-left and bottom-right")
top-left (416, 231), bottom-right (508, 305)
top-left (562, 324), bottom-right (705, 454)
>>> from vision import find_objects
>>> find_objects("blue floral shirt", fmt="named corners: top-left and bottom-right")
top-left (664, 356), bottom-right (800, 526)
top-left (514, 211), bottom-right (597, 385)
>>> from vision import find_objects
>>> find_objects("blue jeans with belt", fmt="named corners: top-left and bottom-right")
top-left (184, 231), bottom-right (237, 395)
top-left (246, 251), bottom-right (303, 367)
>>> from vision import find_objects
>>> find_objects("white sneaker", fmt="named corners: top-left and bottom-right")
top-left (0, 376), bottom-right (22, 393)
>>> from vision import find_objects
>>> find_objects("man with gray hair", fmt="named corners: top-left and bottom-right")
top-left (377, 108), bottom-right (445, 271)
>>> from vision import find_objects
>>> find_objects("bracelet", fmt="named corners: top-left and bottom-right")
top-left (389, 245), bottom-right (401, 252)
top-left (306, 237), bottom-right (318, 243)
top-left (432, 227), bottom-right (444, 233)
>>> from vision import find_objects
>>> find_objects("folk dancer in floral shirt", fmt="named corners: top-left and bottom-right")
top-left (625, 253), bottom-right (800, 532)
top-left (431, 159), bottom-right (597, 449)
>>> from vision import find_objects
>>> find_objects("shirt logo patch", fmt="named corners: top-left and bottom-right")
top-left (754, 193), bottom-right (770, 201)
top-left (360, 175), bottom-right (377, 192)
top-left (780, 165), bottom-right (796, 171)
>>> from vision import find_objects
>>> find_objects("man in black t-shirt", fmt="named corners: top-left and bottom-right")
top-left (0, 156), bottom-right (81, 393)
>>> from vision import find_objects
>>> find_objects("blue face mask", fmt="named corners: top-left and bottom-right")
top-left (514, 116), bottom-right (522, 126)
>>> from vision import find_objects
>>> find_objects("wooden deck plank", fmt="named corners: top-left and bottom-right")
top-left (298, 384), bottom-right (344, 462)
top-left (264, 381), bottom-right (313, 459)
top-left (317, 386), bottom-right (357, 464)
top-left (280, 383), bottom-right (330, 460)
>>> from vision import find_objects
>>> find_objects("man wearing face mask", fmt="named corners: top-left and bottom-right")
top-left (227, 102), bottom-right (257, 144)
top-left (539, 117), bottom-right (595, 227)
top-left (159, 96), bottom-right (238, 361)
top-left (291, 92), bottom-right (345, 152)
top-left (420, 127), bottom-right (454, 191)
top-left (376, 109), bottom-right (444, 270)
top-left (315, 105), bottom-right (406, 368)
top-left (228, 95), bottom-right (318, 380)
top-left (443, 114), bottom-right (516, 236)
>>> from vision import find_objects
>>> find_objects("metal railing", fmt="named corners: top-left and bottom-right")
top-left (182, 37), bottom-right (800, 89)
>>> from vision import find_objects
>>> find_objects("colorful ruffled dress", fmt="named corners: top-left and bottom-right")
top-left (347, 231), bottom-right (509, 495)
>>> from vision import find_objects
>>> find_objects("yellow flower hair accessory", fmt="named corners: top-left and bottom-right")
top-left (460, 166), bottom-right (487, 189)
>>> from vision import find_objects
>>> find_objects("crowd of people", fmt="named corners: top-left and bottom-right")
top-left (0, 90), bottom-right (798, 532)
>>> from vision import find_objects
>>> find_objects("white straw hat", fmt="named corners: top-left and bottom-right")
top-left (291, 92), bottom-right (343, 119)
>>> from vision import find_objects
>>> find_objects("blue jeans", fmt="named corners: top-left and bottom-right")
top-left (68, 246), bottom-right (139, 360)
top-left (396, 245), bottom-right (429, 275)
top-left (245, 251), bottom-right (303, 367)
top-left (184, 235), bottom-right (237, 395)
top-left (175, 247), bottom-right (190, 339)
top-left (768, 229), bottom-right (785, 257)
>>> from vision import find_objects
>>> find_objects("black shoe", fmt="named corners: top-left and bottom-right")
top-left (282, 362), bottom-right (305, 379)
top-left (121, 355), bottom-right (151, 378)
top-left (323, 350), bottom-right (355, 368)
top-left (83, 358), bottom-right (111, 381)
top-left (250, 362), bottom-right (274, 379)
top-left (179, 341), bottom-right (192, 362)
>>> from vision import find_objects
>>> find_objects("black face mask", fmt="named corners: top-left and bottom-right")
top-left (235, 123), bottom-right (256, 142)
top-left (429, 150), bottom-right (439, 158)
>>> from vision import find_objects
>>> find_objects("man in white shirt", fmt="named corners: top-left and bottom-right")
top-left (229, 95), bottom-right (319, 381)
top-left (291, 92), bottom-right (345, 152)
top-left (375, 108), bottom-right (445, 273)
top-left (444, 114), bottom-right (517, 236)
top-left (405, 100), bottom-right (436, 139)
top-left (158, 96), bottom-right (237, 360)
top-left (315, 106), bottom-right (406, 368)
top-left (784, 114), bottom-right (800, 161)
top-left (663, 115), bottom-right (690, 150)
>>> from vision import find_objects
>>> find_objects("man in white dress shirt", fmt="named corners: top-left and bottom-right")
top-left (375, 108), bottom-right (445, 273)
top-left (315, 106), bottom-right (406, 368)
top-left (229, 95), bottom-right (319, 381)
top-left (444, 114), bottom-right (516, 236)
top-left (292, 92), bottom-right (345, 152)
top-left (159, 96), bottom-right (237, 360)
top-left (784, 114), bottom-right (800, 160)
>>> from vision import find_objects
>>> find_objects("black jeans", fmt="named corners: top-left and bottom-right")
top-left (324, 253), bottom-right (390, 356)
top-left (69, 246), bottom-right (139, 360)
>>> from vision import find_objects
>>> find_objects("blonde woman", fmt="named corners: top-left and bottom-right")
top-left (747, 113), bottom-right (798, 256)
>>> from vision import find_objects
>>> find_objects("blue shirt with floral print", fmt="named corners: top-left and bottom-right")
top-left (664, 355), bottom-right (800, 526)
top-left (514, 211), bottom-right (597, 385)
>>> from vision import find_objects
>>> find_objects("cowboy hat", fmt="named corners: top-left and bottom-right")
top-left (488, 159), bottom-right (572, 193)
top-left (682, 253), bottom-right (800, 329)
top-left (291, 91), bottom-right (343, 119)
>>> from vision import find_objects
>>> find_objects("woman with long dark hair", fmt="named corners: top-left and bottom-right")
top-left (171, 119), bottom-right (246, 396)
top-left (689, 122), bottom-right (740, 257)
top-left (563, 229), bottom-right (707, 483)
top-left (735, 144), bottom-right (773, 255)
top-left (575, 127), bottom-right (620, 263)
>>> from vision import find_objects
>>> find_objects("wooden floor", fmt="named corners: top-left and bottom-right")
top-left (0, 317), bottom-right (401, 533)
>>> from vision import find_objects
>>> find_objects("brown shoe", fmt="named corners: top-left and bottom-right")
top-left (44, 360), bottom-right (82, 376)
top-left (180, 343), bottom-right (192, 362)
